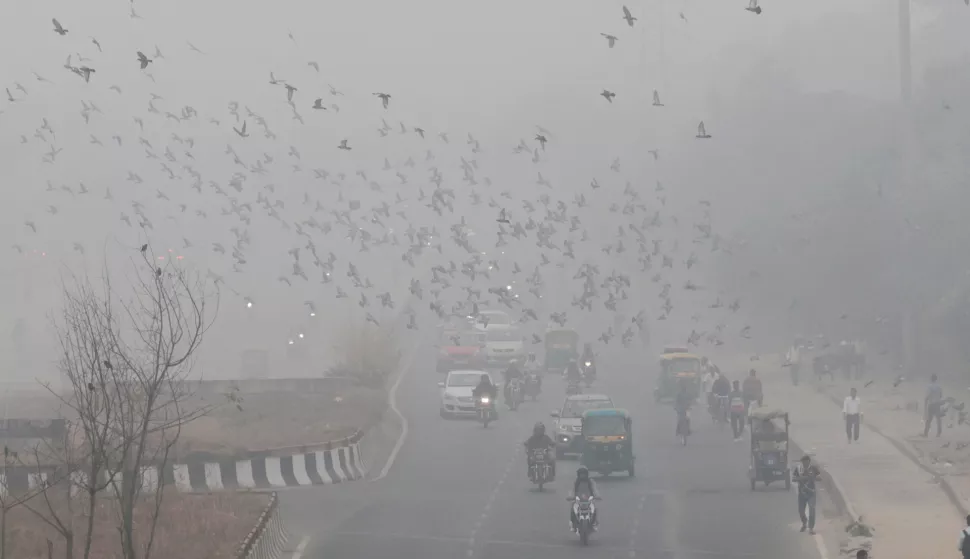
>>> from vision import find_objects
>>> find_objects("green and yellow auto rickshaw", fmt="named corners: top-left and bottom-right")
top-left (580, 408), bottom-right (634, 477)
top-left (654, 352), bottom-right (702, 402)
top-left (544, 328), bottom-right (579, 374)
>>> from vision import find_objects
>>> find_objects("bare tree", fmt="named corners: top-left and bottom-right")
top-left (38, 249), bottom-right (218, 559)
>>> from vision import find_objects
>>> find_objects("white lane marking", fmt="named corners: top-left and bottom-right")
top-left (466, 445), bottom-right (521, 559)
top-left (372, 340), bottom-right (423, 482)
top-left (812, 533), bottom-right (830, 559)
top-left (291, 536), bottom-right (310, 559)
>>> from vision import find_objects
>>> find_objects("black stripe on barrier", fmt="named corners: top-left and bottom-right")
top-left (279, 455), bottom-right (298, 487)
top-left (219, 460), bottom-right (238, 490)
top-left (161, 463), bottom-right (175, 487)
top-left (252, 458), bottom-right (269, 489)
top-left (322, 450), bottom-right (340, 483)
top-left (337, 447), bottom-right (351, 480)
top-left (305, 453), bottom-right (324, 485)
top-left (187, 461), bottom-right (208, 492)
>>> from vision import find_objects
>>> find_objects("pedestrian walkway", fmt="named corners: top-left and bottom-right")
top-left (764, 370), bottom-right (962, 559)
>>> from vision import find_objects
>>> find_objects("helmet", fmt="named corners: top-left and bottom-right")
top-left (576, 466), bottom-right (589, 479)
top-left (533, 422), bottom-right (545, 436)
top-left (480, 373), bottom-right (490, 384)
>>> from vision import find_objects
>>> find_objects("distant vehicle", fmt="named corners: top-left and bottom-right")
top-left (437, 330), bottom-right (487, 373)
top-left (550, 393), bottom-right (614, 459)
top-left (484, 325), bottom-right (524, 368)
top-left (662, 345), bottom-right (689, 355)
top-left (478, 310), bottom-right (512, 329)
top-left (438, 369), bottom-right (496, 419)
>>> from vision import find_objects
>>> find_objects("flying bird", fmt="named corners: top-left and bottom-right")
top-left (622, 6), bottom-right (637, 27)
top-left (308, 61), bottom-right (319, 72)
top-left (696, 121), bottom-right (711, 139)
top-left (601, 89), bottom-right (616, 103)
top-left (652, 90), bottom-right (664, 106)
top-left (284, 83), bottom-right (298, 102)
top-left (136, 51), bottom-right (152, 69)
top-left (338, 139), bottom-right (352, 150)
top-left (52, 18), bottom-right (68, 35)
top-left (600, 33), bottom-right (618, 48)
top-left (746, 0), bottom-right (763, 14)
top-left (312, 98), bottom-right (327, 110)
top-left (233, 121), bottom-right (249, 137)
top-left (374, 92), bottom-right (391, 109)
top-left (91, 37), bottom-right (102, 51)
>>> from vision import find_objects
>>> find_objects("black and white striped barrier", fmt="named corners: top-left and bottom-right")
top-left (2, 432), bottom-right (366, 495)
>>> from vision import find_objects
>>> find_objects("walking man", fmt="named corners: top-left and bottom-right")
top-left (843, 387), bottom-right (862, 443)
top-left (924, 374), bottom-right (944, 438)
top-left (792, 455), bottom-right (821, 534)
top-left (742, 369), bottom-right (763, 409)
top-left (957, 514), bottom-right (970, 558)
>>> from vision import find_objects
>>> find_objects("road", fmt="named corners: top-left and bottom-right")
top-left (283, 347), bottom-right (834, 559)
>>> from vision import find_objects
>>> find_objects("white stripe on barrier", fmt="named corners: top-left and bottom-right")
top-left (237, 459), bottom-right (256, 489)
top-left (353, 443), bottom-right (367, 477)
top-left (204, 462), bottom-right (223, 490)
top-left (140, 466), bottom-right (159, 493)
top-left (265, 457), bottom-right (286, 488)
top-left (329, 449), bottom-right (347, 482)
top-left (291, 455), bottom-right (312, 486)
top-left (314, 451), bottom-right (333, 484)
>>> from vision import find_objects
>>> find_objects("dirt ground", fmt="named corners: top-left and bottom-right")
top-left (7, 489), bottom-right (267, 559)
top-left (174, 385), bottom-right (387, 459)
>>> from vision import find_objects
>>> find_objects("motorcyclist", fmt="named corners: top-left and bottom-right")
top-left (523, 422), bottom-right (556, 478)
top-left (711, 372), bottom-right (731, 419)
top-left (472, 373), bottom-right (498, 403)
top-left (580, 343), bottom-right (597, 379)
top-left (502, 359), bottom-right (524, 405)
top-left (568, 466), bottom-right (600, 532)
top-left (673, 378), bottom-right (693, 437)
top-left (564, 357), bottom-right (583, 384)
top-left (523, 352), bottom-right (542, 393)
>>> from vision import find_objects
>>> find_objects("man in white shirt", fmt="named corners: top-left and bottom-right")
top-left (701, 368), bottom-right (716, 411)
top-left (843, 387), bottom-right (862, 442)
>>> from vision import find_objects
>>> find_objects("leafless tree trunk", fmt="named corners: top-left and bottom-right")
top-left (43, 249), bottom-right (217, 559)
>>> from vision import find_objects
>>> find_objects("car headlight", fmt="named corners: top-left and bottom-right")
top-left (585, 362), bottom-right (591, 367)
top-left (559, 424), bottom-right (569, 431)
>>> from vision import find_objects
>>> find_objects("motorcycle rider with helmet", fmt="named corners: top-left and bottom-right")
top-left (472, 373), bottom-right (498, 406)
top-left (580, 343), bottom-right (597, 381)
top-left (523, 422), bottom-right (556, 478)
top-left (568, 466), bottom-right (600, 532)
top-left (523, 352), bottom-right (542, 393)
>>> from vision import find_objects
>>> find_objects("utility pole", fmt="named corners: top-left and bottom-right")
top-left (898, 0), bottom-right (916, 376)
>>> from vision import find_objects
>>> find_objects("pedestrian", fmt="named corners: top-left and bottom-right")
top-left (924, 373), bottom-right (944, 438)
top-left (958, 514), bottom-right (970, 558)
top-left (742, 369), bottom-right (763, 409)
top-left (843, 387), bottom-right (862, 443)
top-left (729, 380), bottom-right (746, 441)
top-left (792, 455), bottom-right (821, 535)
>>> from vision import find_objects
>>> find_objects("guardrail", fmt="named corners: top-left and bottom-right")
top-left (187, 376), bottom-right (357, 396)
top-left (236, 492), bottom-right (288, 559)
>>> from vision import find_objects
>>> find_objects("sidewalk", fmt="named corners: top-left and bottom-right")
top-left (763, 368), bottom-right (962, 559)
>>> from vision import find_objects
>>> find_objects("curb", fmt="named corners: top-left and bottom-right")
top-left (818, 390), bottom-right (969, 518)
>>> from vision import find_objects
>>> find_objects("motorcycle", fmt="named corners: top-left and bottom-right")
top-left (507, 378), bottom-right (523, 411)
top-left (477, 395), bottom-right (495, 427)
top-left (523, 373), bottom-right (541, 401)
top-left (528, 448), bottom-right (552, 491)
top-left (581, 361), bottom-right (597, 386)
top-left (570, 495), bottom-right (599, 545)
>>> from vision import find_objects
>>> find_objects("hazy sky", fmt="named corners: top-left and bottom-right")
top-left (1, 0), bottom-right (965, 381)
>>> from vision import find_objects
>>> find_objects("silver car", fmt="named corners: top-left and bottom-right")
top-left (439, 370), bottom-right (496, 419)
top-left (551, 394), bottom-right (614, 458)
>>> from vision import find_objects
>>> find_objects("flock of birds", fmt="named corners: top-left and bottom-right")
top-left (6, 4), bottom-right (784, 357)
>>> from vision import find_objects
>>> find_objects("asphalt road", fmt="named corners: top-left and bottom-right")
top-left (284, 348), bottom-right (833, 559)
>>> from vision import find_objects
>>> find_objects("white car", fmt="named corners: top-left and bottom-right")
top-left (438, 370), bottom-right (496, 419)
top-left (484, 326), bottom-right (524, 367)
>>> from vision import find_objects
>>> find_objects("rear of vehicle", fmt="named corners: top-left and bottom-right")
top-left (654, 353), bottom-right (702, 401)
top-left (437, 330), bottom-right (487, 373)
top-left (544, 328), bottom-right (579, 373)
top-left (553, 394), bottom-right (614, 458)
top-left (485, 326), bottom-right (524, 368)
top-left (440, 370), bottom-right (493, 418)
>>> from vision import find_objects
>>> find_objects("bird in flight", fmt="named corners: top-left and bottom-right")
top-left (600, 33), bottom-right (618, 48)
top-left (374, 92), bottom-right (391, 109)
top-left (696, 121), bottom-right (711, 139)
top-left (233, 121), bottom-right (249, 137)
top-left (746, 0), bottom-right (763, 14)
top-left (52, 18), bottom-right (68, 35)
top-left (601, 89), bottom-right (616, 103)
top-left (187, 41), bottom-right (206, 54)
top-left (91, 37), bottom-right (102, 51)
top-left (284, 83), bottom-right (298, 102)
top-left (312, 98), bottom-right (327, 110)
top-left (622, 6), bottom-right (637, 27)
top-left (308, 61), bottom-right (319, 72)
top-left (652, 90), bottom-right (664, 106)
top-left (338, 139), bottom-right (352, 150)
top-left (136, 51), bottom-right (152, 69)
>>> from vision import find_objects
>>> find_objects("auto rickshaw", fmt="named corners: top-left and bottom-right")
top-left (580, 408), bottom-right (634, 477)
top-left (748, 408), bottom-right (791, 491)
top-left (654, 353), bottom-right (702, 402)
top-left (544, 328), bottom-right (579, 374)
